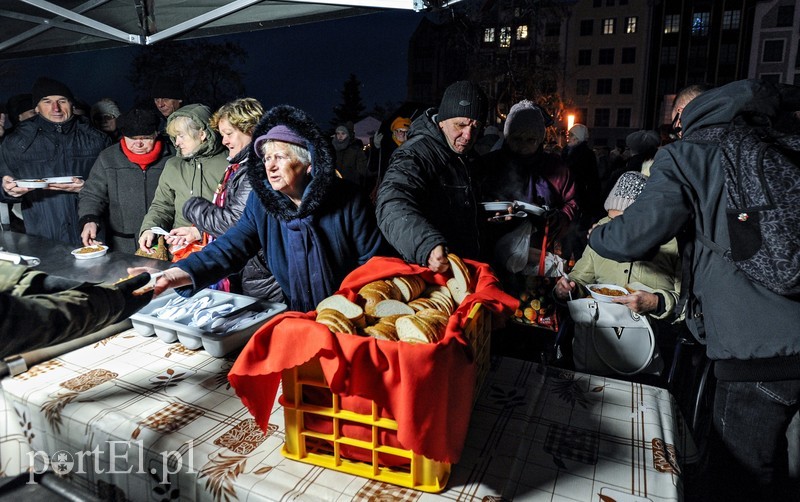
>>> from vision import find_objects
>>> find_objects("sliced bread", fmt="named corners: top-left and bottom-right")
top-left (373, 299), bottom-right (415, 317)
top-left (316, 294), bottom-right (366, 327)
top-left (447, 253), bottom-right (472, 294)
top-left (316, 308), bottom-right (357, 335)
top-left (391, 275), bottom-right (427, 302)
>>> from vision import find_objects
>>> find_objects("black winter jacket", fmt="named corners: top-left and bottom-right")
top-left (0, 115), bottom-right (111, 245)
top-left (78, 141), bottom-right (169, 253)
top-left (375, 109), bottom-right (481, 265)
top-left (589, 79), bottom-right (800, 381)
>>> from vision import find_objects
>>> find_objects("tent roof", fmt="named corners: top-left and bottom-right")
top-left (0, 0), bottom-right (462, 61)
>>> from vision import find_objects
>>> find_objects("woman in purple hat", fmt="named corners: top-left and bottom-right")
top-left (129, 105), bottom-right (385, 312)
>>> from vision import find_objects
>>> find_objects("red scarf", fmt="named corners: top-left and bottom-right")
top-left (120, 139), bottom-right (164, 171)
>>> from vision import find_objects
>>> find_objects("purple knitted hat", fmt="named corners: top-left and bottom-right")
top-left (253, 125), bottom-right (308, 158)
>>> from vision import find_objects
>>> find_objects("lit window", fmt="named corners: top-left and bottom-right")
top-left (625, 16), bottom-right (637, 33)
top-left (692, 12), bottom-right (710, 36)
top-left (664, 14), bottom-right (680, 34)
top-left (722, 10), bottom-right (740, 30)
top-left (500, 26), bottom-right (512, 48)
top-left (603, 18), bottom-right (616, 35)
top-left (517, 25), bottom-right (529, 40)
top-left (484, 28), bottom-right (495, 43)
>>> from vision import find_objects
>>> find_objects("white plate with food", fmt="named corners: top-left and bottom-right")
top-left (44, 176), bottom-right (80, 184)
top-left (481, 201), bottom-right (513, 212)
top-left (513, 200), bottom-right (547, 216)
top-left (71, 245), bottom-right (108, 260)
top-left (587, 283), bottom-right (630, 303)
top-left (16, 179), bottom-right (49, 189)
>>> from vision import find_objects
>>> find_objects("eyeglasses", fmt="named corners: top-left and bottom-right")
top-left (670, 112), bottom-right (682, 137)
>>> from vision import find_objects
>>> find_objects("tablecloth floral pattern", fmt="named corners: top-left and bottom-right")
top-left (0, 330), bottom-right (697, 501)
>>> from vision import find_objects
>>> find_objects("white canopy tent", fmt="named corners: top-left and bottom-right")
top-left (0, 0), bottom-right (463, 60)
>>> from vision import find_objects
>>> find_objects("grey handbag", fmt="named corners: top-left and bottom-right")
top-left (568, 298), bottom-right (657, 376)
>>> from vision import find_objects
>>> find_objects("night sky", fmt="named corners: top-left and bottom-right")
top-left (1, 9), bottom-right (424, 125)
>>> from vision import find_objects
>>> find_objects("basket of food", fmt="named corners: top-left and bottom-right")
top-left (228, 255), bottom-right (517, 492)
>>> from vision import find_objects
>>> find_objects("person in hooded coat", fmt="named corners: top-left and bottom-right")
top-left (128, 105), bottom-right (384, 312)
top-left (137, 103), bottom-right (228, 255)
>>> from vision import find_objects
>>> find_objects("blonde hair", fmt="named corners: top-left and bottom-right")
top-left (166, 115), bottom-right (203, 141)
top-left (210, 97), bottom-right (264, 136)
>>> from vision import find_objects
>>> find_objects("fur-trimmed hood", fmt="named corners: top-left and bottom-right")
top-left (247, 105), bottom-right (336, 220)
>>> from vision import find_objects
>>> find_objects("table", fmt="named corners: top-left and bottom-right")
top-left (0, 230), bottom-right (170, 283)
top-left (0, 331), bottom-right (697, 501)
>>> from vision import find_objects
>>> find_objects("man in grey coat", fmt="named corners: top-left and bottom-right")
top-left (589, 79), bottom-right (800, 501)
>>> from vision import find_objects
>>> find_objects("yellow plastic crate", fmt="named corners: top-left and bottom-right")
top-left (281, 303), bottom-right (491, 493)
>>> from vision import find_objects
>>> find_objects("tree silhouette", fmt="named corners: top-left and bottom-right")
top-left (128, 39), bottom-right (247, 110)
top-left (331, 73), bottom-right (366, 129)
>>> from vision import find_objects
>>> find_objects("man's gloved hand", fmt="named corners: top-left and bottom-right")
top-left (113, 273), bottom-right (155, 320)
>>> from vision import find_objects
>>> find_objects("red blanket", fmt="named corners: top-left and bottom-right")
top-left (228, 256), bottom-right (518, 463)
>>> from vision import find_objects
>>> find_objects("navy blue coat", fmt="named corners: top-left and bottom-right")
top-left (175, 105), bottom-right (383, 311)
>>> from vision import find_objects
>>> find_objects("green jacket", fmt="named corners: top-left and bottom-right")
top-left (0, 262), bottom-right (150, 358)
top-left (570, 217), bottom-right (681, 322)
top-left (139, 104), bottom-right (228, 235)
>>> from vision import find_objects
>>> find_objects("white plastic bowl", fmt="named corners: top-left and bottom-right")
top-left (71, 245), bottom-right (108, 260)
top-left (45, 176), bottom-right (79, 183)
top-left (587, 284), bottom-right (629, 303)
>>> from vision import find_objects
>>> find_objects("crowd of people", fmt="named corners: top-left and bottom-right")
top-left (1, 74), bottom-right (799, 501)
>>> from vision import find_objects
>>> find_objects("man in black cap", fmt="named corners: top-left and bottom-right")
top-left (150, 75), bottom-right (184, 131)
top-left (376, 80), bottom-right (488, 273)
top-left (0, 77), bottom-right (111, 245)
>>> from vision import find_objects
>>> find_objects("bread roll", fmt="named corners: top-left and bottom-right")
top-left (364, 322), bottom-right (400, 342)
top-left (373, 299), bottom-right (415, 317)
top-left (316, 308), bottom-right (357, 335)
top-left (396, 314), bottom-right (442, 344)
top-left (447, 253), bottom-right (472, 294)
top-left (316, 294), bottom-right (366, 327)
top-left (391, 275), bottom-right (426, 302)
top-left (359, 280), bottom-right (402, 315)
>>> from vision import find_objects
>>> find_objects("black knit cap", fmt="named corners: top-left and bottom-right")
top-left (436, 80), bottom-right (488, 123)
top-left (31, 77), bottom-right (74, 105)
top-left (117, 107), bottom-right (161, 138)
top-left (150, 75), bottom-right (184, 100)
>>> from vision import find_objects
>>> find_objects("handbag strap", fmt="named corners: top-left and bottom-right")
top-left (538, 221), bottom-right (550, 276)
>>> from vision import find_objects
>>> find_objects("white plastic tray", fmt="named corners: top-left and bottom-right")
top-left (130, 289), bottom-right (286, 356)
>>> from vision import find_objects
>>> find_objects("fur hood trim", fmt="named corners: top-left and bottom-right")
top-left (247, 105), bottom-right (335, 220)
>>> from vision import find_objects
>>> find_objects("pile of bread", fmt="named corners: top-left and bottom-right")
top-left (314, 254), bottom-right (473, 344)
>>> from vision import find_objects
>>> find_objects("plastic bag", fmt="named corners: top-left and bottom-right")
top-left (494, 220), bottom-right (533, 273)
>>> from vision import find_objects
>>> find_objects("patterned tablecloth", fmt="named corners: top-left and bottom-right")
top-left (0, 329), bottom-right (697, 501)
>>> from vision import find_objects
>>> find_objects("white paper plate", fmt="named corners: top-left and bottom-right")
top-left (16, 179), bottom-right (48, 188)
top-left (481, 201), bottom-right (513, 212)
top-left (44, 176), bottom-right (79, 183)
top-left (587, 284), bottom-right (629, 303)
top-left (71, 245), bottom-right (108, 260)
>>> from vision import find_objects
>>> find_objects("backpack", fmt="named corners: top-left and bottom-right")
top-left (684, 123), bottom-right (800, 296)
